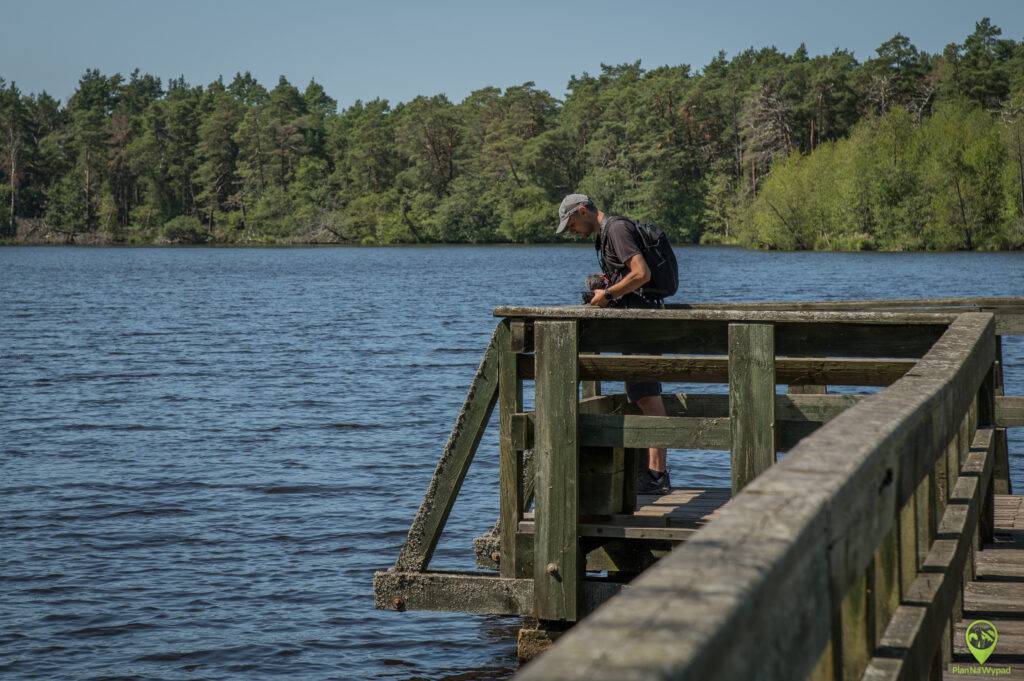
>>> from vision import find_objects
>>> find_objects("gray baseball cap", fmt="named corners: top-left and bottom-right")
top-left (556, 193), bottom-right (593, 234)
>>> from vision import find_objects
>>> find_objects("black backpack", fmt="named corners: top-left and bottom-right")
top-left (598, 216), bottom-right (679, 300)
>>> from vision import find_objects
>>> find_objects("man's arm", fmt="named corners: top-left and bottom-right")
top-left (591, 254), bottom-right (649, 307)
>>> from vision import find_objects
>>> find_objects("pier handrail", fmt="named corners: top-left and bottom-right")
top-left (516, 312), bottom-right (997, 680)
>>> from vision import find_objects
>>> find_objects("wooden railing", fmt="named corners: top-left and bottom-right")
top-left (374, 298), bottom-right (1023, 678)
top-left (515, 310), bottom-right (1006, 680)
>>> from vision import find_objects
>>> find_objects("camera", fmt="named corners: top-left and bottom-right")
top-left (581, 273), bottom-right (611, 305)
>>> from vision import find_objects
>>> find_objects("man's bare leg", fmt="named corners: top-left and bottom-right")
top-left (635, 394), bottom-right (667, 473)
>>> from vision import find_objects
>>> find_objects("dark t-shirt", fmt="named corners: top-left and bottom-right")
top-left (596, 216), bottom-right (641, 281)
top-left (595, 216), bottom-right (661, 308)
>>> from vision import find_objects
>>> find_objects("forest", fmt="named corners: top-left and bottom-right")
top-left (1, 18), bottom-right (1023, 250)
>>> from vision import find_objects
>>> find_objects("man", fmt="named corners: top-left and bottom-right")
top-left (555, 193), bottom-right (675, 496)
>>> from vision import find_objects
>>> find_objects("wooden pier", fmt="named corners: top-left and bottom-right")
top-left (373, 296), bottom-right (1024, 679)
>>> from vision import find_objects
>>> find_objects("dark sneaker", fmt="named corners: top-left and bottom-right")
top-left (637, 468), bottom-right (670, 496)
top-left (655, 468), bottom-right (672, 495)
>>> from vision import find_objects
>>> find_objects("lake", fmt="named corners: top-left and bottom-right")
top-left (2, 245), bottom-right (1022, 680)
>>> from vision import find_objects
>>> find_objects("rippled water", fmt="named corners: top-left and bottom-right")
top-left (2, 245), bottom-right (1022, 680)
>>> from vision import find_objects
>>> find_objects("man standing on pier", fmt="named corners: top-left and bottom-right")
top-left (555, 193), bottom-right (679, 496)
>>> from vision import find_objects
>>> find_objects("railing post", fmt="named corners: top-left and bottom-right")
top-left (729, 323), bottom-right (776, 494)
top-left (498, 319), bottom-right (525, 578)
top-left (533, 319), bottom-right (581, 621)
top-left (979, 365), bottom-right (998, 543)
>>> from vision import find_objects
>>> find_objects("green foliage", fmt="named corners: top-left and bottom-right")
top-left (1, 19), bottom-right (1023, 249)
top-left (161, 214), bottom-right (208, 243)
top-left (737, 100), bottom-right (1024, 251)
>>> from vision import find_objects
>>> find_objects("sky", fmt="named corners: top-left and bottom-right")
top-left (1, 0), bottom-right (1022, 109)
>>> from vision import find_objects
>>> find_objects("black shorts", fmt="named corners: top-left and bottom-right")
top-left (626, 379), bottom-right (662, 403)
top-left (618, 294), bottom-right (664, 403)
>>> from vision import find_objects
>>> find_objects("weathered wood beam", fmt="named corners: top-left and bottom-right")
top-left (789, 383), bottom-right (826, 394)
top-left (659, 391), bottom-right (863, 421)
top-left (729, 323), bottom-right (776, 493)
top-left (577, 318), bottom-right (948, 357)
top-left (475, 531), bottom-right (670, 573)
top-left (494, 305), bottom-right (962, 325)
top-left (533, 319), bottom-right (581, 622)
top-left (513, 412), bottom-right (823, 452)
top-left (373, 569), bottom-right (625, 617)
top-left (678, 296), bottom-right (1024, 335)
top-left (517, 354), bottom-right (915, 386)
top-left (579, 414), bottom-right (730, 450)
top-left (498, 319), bottom-right (525, 579)
top-left (518, 520), bottom-right (698, 542)
top-left (680, 295), bottom-right (1022, 312)
top-left (394, 327), bottom-right (501, 572)
top-left (515, 313), bottom-right (995, 681)
top-left (996, 395), bottom-right (1024, 427)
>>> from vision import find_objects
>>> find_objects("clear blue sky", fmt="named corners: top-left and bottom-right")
top-left (2, 0), bottom-right (1022, 108)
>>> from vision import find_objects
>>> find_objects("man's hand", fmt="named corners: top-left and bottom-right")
top-left (590, 288), bottom-right (611, 308)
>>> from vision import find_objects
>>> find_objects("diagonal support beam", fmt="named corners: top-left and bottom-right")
top-left (394, 325), bottom-right (501, 572)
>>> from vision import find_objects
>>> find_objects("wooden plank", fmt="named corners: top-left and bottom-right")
top-left (964, 581), bottom-right (1024, 618)
top-left (578, 446), bottom-right (624, 515)
top-left (729, 323), bottom-right (776, 493)
top-left (975, 547), bottom-right (1024, 581)
top-left (476, 487), bottom-right (733, 571)
top-left (495, 305), bottom-right (962, 326)
top-left (513, 412), bottom-right (810, 453)
top-left (484, 536), bottom-right (670, 575)
top-left (838, 564), bottom-right (872, 680)
top-left (995, 393), bottom-right (1019, 426)
top-left (998, 313), bottom-right (1024, 335)
top-left (663, 296), bottom-right (1024, 336)
top-left (373, 569), bottom-right (624, 617)
top-left (581, 414), bottom-right (731, 450)
top-left (512, 392), bottom-right (862, 451)
top-left (516, 353), bottom-right (915, 386)
top-left (873, 525), bottom-right (901, 666)
top-left (678, 295), bottom-right (1022, 312)
top-left (633, 487), bottom-right (732, 524)
top-left (519, 520), bottom-right (697, 542)
top-left (394, 327), bottom-right (501, 572)
top-left (498, 320), bottom-right (524, 578)
top-left (660, 391), bottom-right (862, 422)
top-left (952, 619), bottom-right (1024, 665)
top-left (576, 317), bottom-right (948, 357)
top-left (582, 348), bottom-right (601, 399)
top-left (533, 319), bottom-right (581, 622)
top-left (916, 471), bottom-right (935, 572)
top-left (790, 384), bottom-right (827, 394)
top-left (515, 314), bottom-right (995, 681)
top-left (899, 492), bottom-right (918, 599)
top-left (995, 429), bottom-right (1012, 495)
top-left (963, 428), bottom-right (995, 555)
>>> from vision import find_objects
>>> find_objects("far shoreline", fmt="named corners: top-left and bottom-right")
top-left (2, 240), bottom-right (1022, 255)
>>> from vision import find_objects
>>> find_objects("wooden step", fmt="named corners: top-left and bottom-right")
top-left (518, 487), bottom-right (731, 542)
top-left (965, 582), bottom-right (1024, 619)
top-left (952, 618), bottom-right (1024, 663)
top-left (977, 546), bottom-right (1024, 582)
